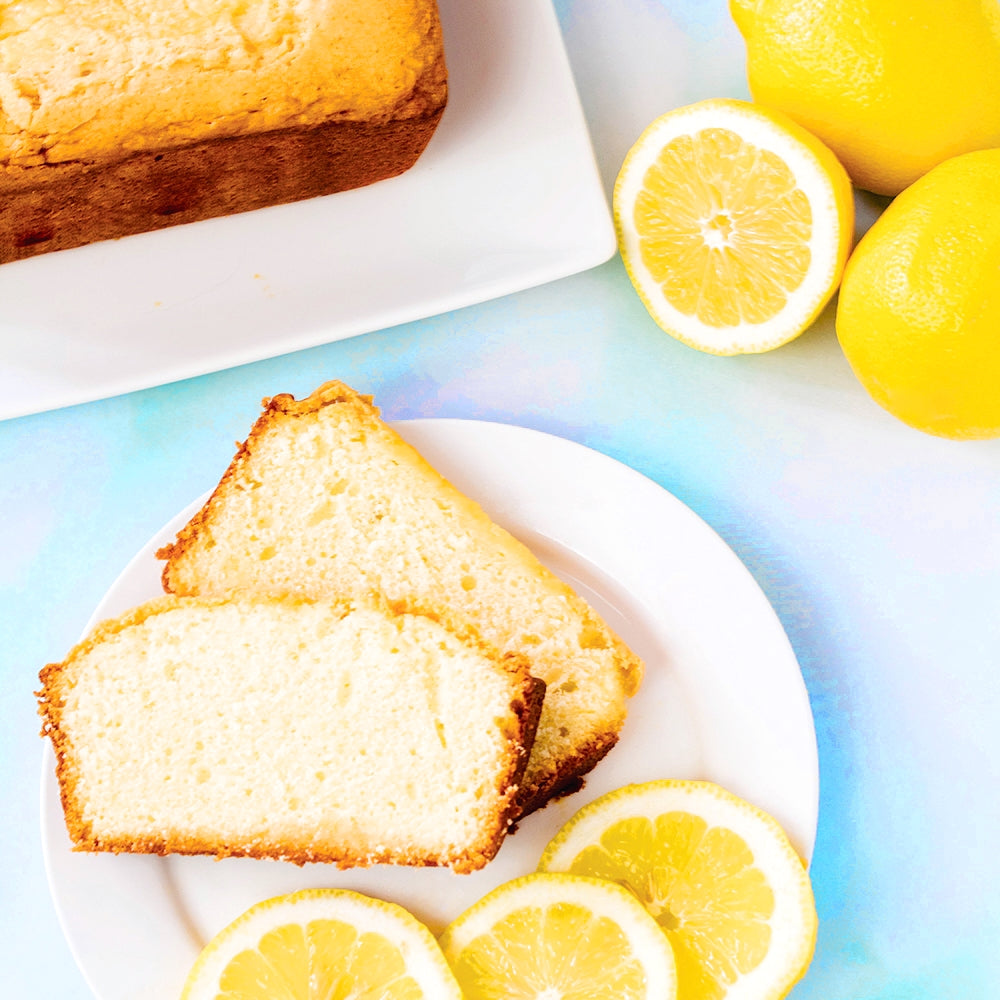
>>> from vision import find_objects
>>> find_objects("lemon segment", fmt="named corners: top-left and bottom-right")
top-left (439, 872), bottom-right (677, 999)
top-left (539, 781), bottom-right (817, 1000)
top-left (615, 99), bottom-right (853, 356)
top-left (180, 889), bottom-right (461, 1000)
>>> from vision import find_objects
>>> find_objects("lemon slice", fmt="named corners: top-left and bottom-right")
top-left (539, 781), bottom-right (817, 1000)
top-left (615, 98), bottom-right (853, 355)
top-left (180, 888), bottom-right (461, 1000)
top-left (438, 872), bottom-right (677, 999)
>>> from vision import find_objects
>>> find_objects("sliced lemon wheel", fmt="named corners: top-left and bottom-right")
top-left (615, 98), bottom-right (853, 355)
top-left (539, 781), bottom-right (817, 1000)
top-left (180, 888), bottom-right (461, 1000)
top-left (439, 872), bottom-right (677, 999)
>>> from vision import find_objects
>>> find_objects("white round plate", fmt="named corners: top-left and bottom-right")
top-left (42, 419), bottom-right (818, 1000)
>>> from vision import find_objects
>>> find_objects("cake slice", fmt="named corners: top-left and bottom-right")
top-left (157, 382), bottom-right (644, 815)
top-left (38, 595), bottom-right (544, 873)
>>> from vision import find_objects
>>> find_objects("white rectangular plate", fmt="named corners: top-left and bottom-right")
top-left (0, 0), bottom-right (614, 420)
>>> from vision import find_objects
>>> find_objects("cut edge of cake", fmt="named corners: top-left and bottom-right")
top-left (38, 594), bottom-right (546, 874)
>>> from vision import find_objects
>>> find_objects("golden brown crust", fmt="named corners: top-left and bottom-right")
top-left (37, 660), bottom-right (88, 853)
top-left (491, 672), bottom-right (547, 818)
top-left (450, 670), bottom-right (546, 870)
top-left (38, 593), bottom-right (543, 874)
top-left (157, 382), bottom-right (375, 587)
top-left (514, 729), bottom-right (621, 817)
top-left (2, 109), bottom-right (444, 264)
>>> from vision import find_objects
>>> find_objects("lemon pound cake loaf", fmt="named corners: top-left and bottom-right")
top-left (158, 382), bottom-right (644, 815)
top-left (0, 0), bottom-right (446, 264)
top-left (38, 596), bottom-right (543, 873)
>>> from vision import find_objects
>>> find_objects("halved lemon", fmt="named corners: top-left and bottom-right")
top-left (179, 888), bottom-right (461, 999)
top-left (539, 781), bottom-right (817, 1000)
top-left (615, 98), bottom-right (853, 355)
top-left (438, 872), bottom-right (677, 999)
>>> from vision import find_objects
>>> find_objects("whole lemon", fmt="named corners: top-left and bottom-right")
top-left (730, 0), bottom-right (1000, 196)
top-left (836, 149), bottom-right (1000, 439)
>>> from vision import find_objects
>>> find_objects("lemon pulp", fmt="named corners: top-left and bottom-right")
top-left (454, 901), bottom-right (650, 998)
top-left (564, 813), bottom-right (774, 1000)
top-left (217, 919), bottom-right (422, 999)
top-left (635, 126), bottom-right (812, 328)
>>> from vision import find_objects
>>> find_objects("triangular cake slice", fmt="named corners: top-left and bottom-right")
top-left (157, 381), bottom-right (643, 814)
top-left (38, 595), bottom-right (544, 873)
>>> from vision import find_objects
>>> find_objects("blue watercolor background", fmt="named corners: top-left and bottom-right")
top-left (2, 3), bottom-right (999, 997)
